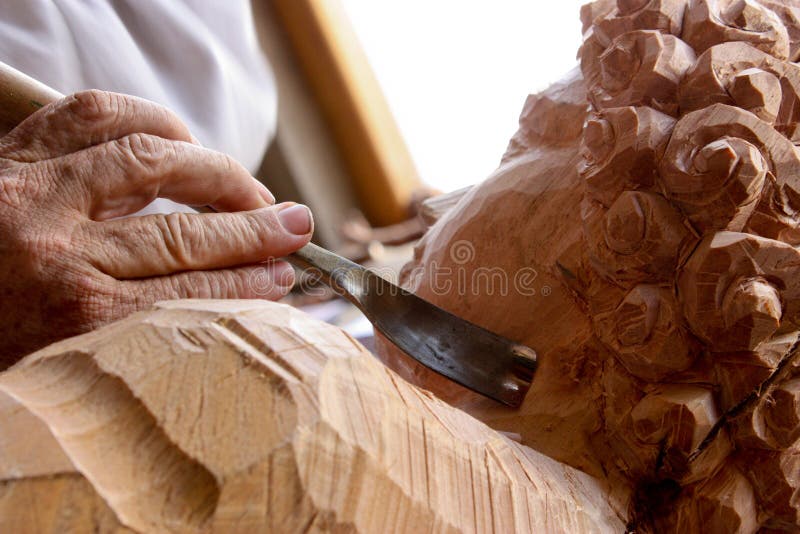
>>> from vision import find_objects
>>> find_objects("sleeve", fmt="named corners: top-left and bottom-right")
top-left (0, 0), bottom-right (277, 175)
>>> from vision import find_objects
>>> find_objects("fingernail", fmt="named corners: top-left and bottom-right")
top-left (278, 204), bottom-right (312, 235)
top-left (272, 261), bottom-right (296, 288)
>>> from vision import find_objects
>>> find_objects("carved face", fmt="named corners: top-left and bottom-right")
top-left (376, 1), bottom-right (800, 531)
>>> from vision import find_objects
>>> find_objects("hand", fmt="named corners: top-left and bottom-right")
top-left (0, 90), bottom-right (314, 368)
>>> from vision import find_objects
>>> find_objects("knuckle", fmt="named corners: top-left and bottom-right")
top-left (181, 271), bottom-right (214, 298)
top-left (243, 211), bottom-right (279, 247)
top-left (67, 89), bottom-right (119, 124)
top-left (230, 270), bottom-right (250, 296)
top-left (217, 270), bottom-right (245, 298)
top-left (114, 133), bottom-right (171, 170)
top-left (208, 150), bottom-right (246, 179)
top-left (188, 270), bottom-right (241, 299)
top-left (260, 208), bottom-right (283, 233)
top-left (158, 212), bottom-right (200, 265)
top-left (205, 272), bottom-right (225, 296)
top-left (218, 152), bottom-right (237, 174)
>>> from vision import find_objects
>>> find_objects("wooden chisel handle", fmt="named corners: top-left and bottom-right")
top-left (0, 61), bottom-right (63, 136)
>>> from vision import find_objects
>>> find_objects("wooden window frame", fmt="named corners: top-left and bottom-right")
top-left (270, 0), bottom-right (421, 227)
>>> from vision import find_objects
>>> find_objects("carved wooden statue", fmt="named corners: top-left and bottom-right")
top-left (2, 1), bottom-right (800, 533)
top-left (376, 0), bottom-right (800, 532)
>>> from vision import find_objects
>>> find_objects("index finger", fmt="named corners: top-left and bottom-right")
top-left (0, 90), bottom-right (195, 162)
top-left (33, 133), bottom-right (275, 219)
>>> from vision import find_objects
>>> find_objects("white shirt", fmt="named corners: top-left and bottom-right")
top-left (0, 0), bottom-right (277, 213)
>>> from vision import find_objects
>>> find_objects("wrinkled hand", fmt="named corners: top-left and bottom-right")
top-left (0, 90), bottom-right (314, 368)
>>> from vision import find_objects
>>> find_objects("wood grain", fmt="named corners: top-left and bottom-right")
top-left (0, 300), bottom-right (624, 533)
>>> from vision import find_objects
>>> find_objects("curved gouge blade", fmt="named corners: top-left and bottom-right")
top-left (289, 244), bottom-right (538, 407)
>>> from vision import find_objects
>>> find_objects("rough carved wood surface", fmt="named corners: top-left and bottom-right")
top-left (0, 300), bottom-right (624, 533)
top-left (379, 1), bottom-right (800, 532)
top-left (0, 390), bottom-right (131, 532)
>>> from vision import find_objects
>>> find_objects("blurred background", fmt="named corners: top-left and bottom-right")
top-left (341, 0), bottom-right (588, 192)
top-left (256, 0), bottom-right (588, 247)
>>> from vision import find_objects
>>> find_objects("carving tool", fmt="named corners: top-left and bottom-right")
top-left (0, 61), bottom-right (537, 407)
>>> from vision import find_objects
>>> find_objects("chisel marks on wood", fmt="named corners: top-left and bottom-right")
top-left (0, 299), bottom-right (623, 532)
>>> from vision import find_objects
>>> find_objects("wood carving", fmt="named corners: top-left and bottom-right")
top-left (3, 1), bottom-right (800, 532)
top-left (0, 300), bottom-right (625, 533)
top-left (378, 1), bottom-right (800, 531)
top-left (682, 0), bottom-right (791, 59)
top-left (0, 390), bottom-right (130, 533)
